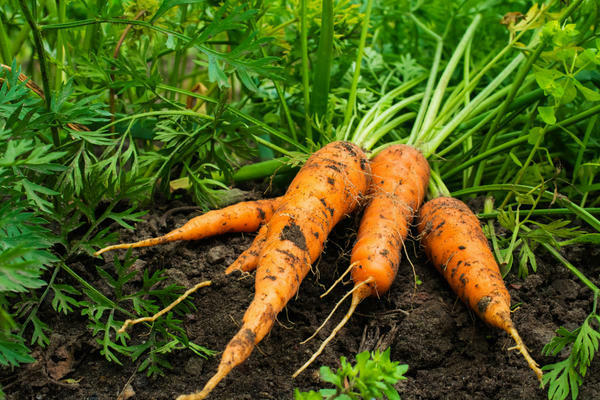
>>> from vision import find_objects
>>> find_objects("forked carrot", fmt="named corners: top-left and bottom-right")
top-left (94, 197), bottom-right (283, 256)
top-left (416, 196), bottom-right (543, 381)
top-left (224, 224), bottom-right (268, 274)
top-left (176, 141), bottom-right (371, 400)
top-left (294, 145), bottom-right (430, 377)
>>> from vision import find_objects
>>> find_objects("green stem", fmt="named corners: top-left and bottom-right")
top-left (560, 0), bottom-right (587, 23)
top-left (351, 76), bottom-right (425, 144)
top-left (102, 109), bottom-right (213, 132)
top-left (417, 15), bottom-right (481, 143)
top-left (457, 87), bottom-right (543, 131)
top-left (499, 126), bottom-right (547, 208)
top-left (341, 0), bottom-right (374, 133)
top-left (452, 184), bottom-right (600, 232)
top-left (0, 15), bottom-right (11, 64)
top-left (534, 235), bottom-right (599, 294)
top-left (471, 39), bottom-right (546, 188)
top-left (212, 157), bottom-right (298, 183)
top-left (300, 0), bottom-right (312, 142)
top-left (311, 0), bottom-right (334, 118)
top-left (18, 265), bottom-right (60, 337)
top-left (54, 0), bottom-right (67, 91)
top-left (354, 93), bottom-right (423, 148)
top-left (422, 54), bottom-right (524, 157)
top-left (18, 0), bottom-right (59, 146)
top-left (429, 169), bottom-right (451, 198)
top-left (407, 14), bottom-right (443, 145)
top-left (362, 112), bottom-right (416, 150)
top-left (477, 208), bottom-right (600, 219)
top-left (572, 115), bottom-right (597, 187)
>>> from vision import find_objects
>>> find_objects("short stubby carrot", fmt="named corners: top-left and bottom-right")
top-left (294, 144), bottom-right (429, 377)
top-left (416, 196), bottom-right (543, 381)
top-left (94, 197), bottom-right (283, 256)
top-left (177, 141), bottom-right (371, 400)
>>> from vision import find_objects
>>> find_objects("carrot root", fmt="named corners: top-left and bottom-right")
top-left (417, 196), bottom-right (542, 382)
top-left (320, 261), bottom-right (358, 298)
top-left (175, 365), bottom-right (228, 400)
top-left (225, 225), bottom-right (268, 274)
top-left (178, 141), bottom-right (371, 399)
top-left (95, 197), bottom-right (282, 256)
top-left (301, 273), bottom-right (366, 345)
top-left (293, 278), bottom-right (373, 378)
top-left (508, 326), bottom-right (543, 382)
top-left (94, 237), bottom-right (171, 256)
top-left (118, 280), bottom-right (212, 334)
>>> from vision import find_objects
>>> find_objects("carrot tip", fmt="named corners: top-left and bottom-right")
top-left (118, 280), bottom-right (212, 335)
top-left (94, 243), bottom-right (133, 256)
top-left (177, 365), bottom-right (231, 400)
top-left (293, 279), bottom-right (372, 378)
top-left (507, 326), bottom-right (543, 382)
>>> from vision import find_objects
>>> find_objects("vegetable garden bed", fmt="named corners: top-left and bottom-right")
top-left (2, 0), bottom-right (600, 399)
top-left (3, 195), bottom-right (599, 399)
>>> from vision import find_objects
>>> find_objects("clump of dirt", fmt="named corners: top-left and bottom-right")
top-left (5, 198), bottom-right (600, 400)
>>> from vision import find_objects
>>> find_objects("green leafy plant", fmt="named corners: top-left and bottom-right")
top-left (294, 349), bottom-right (408, 400)
top-left (542, 295), bottom-right (600, 400)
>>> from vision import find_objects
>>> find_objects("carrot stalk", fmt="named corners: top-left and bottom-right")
top-left (416, 196), bottom-right (542, 381)
top-left (94, 197), bottom-right (282, 256)
top-left (177, 141), bottom-right (371, 400)
top-left (295, 145), bottom-right (430, 375)
top-left (118, 280), bottom-right (212, 333)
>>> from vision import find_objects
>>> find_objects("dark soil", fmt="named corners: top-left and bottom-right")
top-left (5, 195), bottom-right (600, 400)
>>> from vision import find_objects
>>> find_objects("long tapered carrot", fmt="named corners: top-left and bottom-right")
top-left (416, 196), bottom-right (542, 381)
top-left (94, 197), bottom-right (283, 256)
top-left (176, 141), bottom-right (371, 400)
top-left (294, 144), bottom-right (430, 377)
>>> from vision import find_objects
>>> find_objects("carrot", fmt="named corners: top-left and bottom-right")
top-left (94, 197), bottom-right (283, 256)
top-left (293, 144), bottom-right (430, 377)
top-left (416, 196), bottom-right (543, 381)
top-left (176, 141), bottom-right (371, 400)
top-left (224, 224), bottom-right (267, 274)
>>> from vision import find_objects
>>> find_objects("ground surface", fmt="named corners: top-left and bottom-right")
top-left (5, 193), bottom-right (600, 400)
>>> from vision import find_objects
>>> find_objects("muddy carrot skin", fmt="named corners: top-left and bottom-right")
top-left (177, 141), bottom-right (371, 400)
top-left (225, 224), bottom-right (267, 274)
top-left (417, 196), bottom-right (542, 381)
top-left (293, 145), bottom-right (430, 377)
top-left (351, 144), bottom-right (430, 298)
top-left (94, 197), bottom-right (283, 256)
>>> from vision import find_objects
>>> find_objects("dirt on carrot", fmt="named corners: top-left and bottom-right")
top-left (177, 141), bottom-right (371, 399)
top-left (417, 196), bottom-right (542, 381)
top-left (293, 144), bottom-right (430, 376)
top-left (95, 197), bottom-right (283, 256)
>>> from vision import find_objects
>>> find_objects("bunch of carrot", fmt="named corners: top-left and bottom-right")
top-left (94, 10), bottom-right (555, 397)
top-left (96, 143), bottom-right (542, 399)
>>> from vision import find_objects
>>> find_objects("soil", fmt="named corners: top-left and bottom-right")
top-left (5, 194), bottom-right (600, 400)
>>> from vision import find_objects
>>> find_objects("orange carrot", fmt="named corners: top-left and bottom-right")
top-left (225, 224), bottom-right (267, 274)
top-left (176, 141), bottom-right (371, 400)
top-left (294, 144), bottom-right (429, 377)
top-left (416, 196), bottom-right (542, 381)
top-left (94, 197), bottom-right (283, 256)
